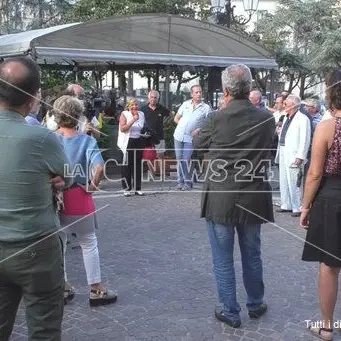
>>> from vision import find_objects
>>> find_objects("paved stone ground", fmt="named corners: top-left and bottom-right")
top-left (9, 171), bottom-right (341, 341)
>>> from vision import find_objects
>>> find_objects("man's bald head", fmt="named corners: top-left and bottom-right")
top-left (66, 84), bottom-right (84, 97)
top-left (0, 57), bottom-right (40, 108)
top-left (249, 90), bottom-right (262, 107)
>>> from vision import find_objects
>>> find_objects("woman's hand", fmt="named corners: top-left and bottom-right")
top-left (51, 175), bottom-right (65, 190)
top-left (300, 209), bottom-right (310, 229)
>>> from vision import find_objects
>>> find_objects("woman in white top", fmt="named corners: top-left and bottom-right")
top-left (117, 98), bottom-right (145, 196)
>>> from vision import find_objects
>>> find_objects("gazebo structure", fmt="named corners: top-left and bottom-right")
top-left (0, 14), bottom-right (278, 105)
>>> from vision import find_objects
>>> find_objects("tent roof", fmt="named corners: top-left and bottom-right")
top-left (0, 14), bottom-right (277, 69)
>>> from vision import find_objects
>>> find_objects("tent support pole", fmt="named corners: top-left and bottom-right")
top-left (165, 66), bottom-right (171, 109)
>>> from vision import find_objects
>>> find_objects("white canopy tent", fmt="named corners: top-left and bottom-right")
top-left (0, 14), bottom-right (277, 69)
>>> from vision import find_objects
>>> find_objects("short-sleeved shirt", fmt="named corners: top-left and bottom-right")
top-left (141, 104), bottom-right (170, 140)
top-left (0, 110), bottom-right (71, 242)
top-left (56, 133), bottom-right (104, 186)
top-left (173, 100), bottom-right (211, 143)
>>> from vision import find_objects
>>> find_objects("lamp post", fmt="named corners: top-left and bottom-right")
top-left (210, 0), bottom-right (259, 28)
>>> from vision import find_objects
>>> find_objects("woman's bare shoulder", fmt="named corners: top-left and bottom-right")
top-left (317, 117), bottom-right (335, 130)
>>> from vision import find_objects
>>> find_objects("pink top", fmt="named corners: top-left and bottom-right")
top-left (325, 117), bottom-right (341, 176)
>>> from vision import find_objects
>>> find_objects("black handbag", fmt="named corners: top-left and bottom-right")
top-left (140, 124), bottom-right (160, 146)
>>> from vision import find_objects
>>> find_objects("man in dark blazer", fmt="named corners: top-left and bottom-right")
top-left (193, 64), bottom-right (275, 328)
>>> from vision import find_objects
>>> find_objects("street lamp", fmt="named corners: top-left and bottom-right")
top-left (210, 0), bottom-right (259, 28)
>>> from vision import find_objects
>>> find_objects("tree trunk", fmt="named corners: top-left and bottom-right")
top-left (117, 71), bottom-right (127, 95)
top-left (299, 74), bottom-right (306, 99)
top-left (147, 75), bottom-right (151, 92)
top-left (176, 72), bottom-right (183, 96)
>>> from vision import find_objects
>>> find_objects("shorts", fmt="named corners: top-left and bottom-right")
top-left (154, 139), bottom-right (166, 156)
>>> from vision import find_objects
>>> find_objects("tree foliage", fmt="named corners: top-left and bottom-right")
top-left (69, 0), bottom-right (210, 22)
top-left (255, 0), bottom-right (341, 96)
top-left (0, 0), bottom-right (71, 34)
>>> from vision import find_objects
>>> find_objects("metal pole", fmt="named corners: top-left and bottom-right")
top-left (165, 66), bottom-right (171, 109)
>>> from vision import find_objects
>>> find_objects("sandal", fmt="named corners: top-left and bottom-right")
top-left (308, 326), bottom-right (333, 341)
top-left (89, 289), bottom-right (117, 307)
top-left (64, 282), bottom-right (75, 305)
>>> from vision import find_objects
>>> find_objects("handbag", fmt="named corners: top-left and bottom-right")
top-left (142, 145), bottom-right (157, 161)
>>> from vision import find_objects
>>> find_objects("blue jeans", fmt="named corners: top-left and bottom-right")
top-left (174, 139), bottom-right (193, 186)
top-left (207, 220), bottom-right (264, 321)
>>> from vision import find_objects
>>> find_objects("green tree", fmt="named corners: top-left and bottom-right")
top-left (255, 0), bottom-right (341, 97)
top-left (0, 0), bottom-right (71, 34)
top-left (69, 0), bottom-right (210, 22)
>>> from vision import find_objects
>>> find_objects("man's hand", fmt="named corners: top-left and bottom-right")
top-left (294, 158), bottom-right (303, 166)
top-left (51, 176), bottom-right (65, 190)
top-left (191, 129), bottom-right (200, 137)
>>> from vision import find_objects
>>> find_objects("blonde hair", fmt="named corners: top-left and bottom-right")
top-left (125, 97), bottom-right (138, 110)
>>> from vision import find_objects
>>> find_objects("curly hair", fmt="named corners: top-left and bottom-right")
top-left (325, 70), bottom-right (341, 111)
top-left (53, 95), bottom-right (84, 128)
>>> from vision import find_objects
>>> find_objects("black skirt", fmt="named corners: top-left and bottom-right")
top-left (302, 175), bottom-right (341, 267)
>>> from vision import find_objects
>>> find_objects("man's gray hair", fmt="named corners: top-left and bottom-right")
top-left (53, 95), bottom-right (84, 128)
top-left (221, 64), bottom-right (252, 99)
top-left (148, 90), bottom-right (160, 100)
top-left (286, 94), bottom-right (301, 107)
top-left (304, 98), bottom-right (320, 109)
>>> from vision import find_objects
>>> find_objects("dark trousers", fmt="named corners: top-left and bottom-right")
top-left (0, 234), bottom-right (64, 341)
top-left (121, 137), bottom-right (144, 191)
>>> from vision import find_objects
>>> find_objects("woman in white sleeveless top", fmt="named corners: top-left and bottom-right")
top-left (117, 98), bottom-right (145, 196)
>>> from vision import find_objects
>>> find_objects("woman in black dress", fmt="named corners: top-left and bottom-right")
top-left (301, 70), bottom-right (341, 341)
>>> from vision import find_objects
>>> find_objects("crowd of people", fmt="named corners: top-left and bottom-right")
top-left (0, 55), bottom-right (340, 341)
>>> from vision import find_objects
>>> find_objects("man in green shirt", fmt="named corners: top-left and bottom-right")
top-left (0, 57), bottom-right (71, 341)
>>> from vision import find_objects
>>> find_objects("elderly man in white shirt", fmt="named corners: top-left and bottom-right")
top-left (275, 94), bottom-right (311, 217)
top-left (173, 85), bottom-right (211, 190)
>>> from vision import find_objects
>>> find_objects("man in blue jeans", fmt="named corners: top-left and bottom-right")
top-left (193, 64), bottom-right (275, 328)
top-left (173, 85), bottom-right (211, 190)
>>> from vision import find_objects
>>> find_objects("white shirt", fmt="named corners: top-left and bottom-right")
top-left (173, 100), bottom-right (211, 143)
top-left (273, 110), bottom-right (285, 124)
top-left (78, 115), bottom-right (100, 133)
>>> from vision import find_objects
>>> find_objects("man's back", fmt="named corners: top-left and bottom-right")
top-left (205, 99), bottom-right (274, 187)
top-left (0, 110), bottom-right (69, 242)
top-left (194, 98), bottom-right (275, 225)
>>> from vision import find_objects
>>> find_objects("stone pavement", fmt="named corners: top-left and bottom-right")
top-left (9, 177), bottom-right (341, 341)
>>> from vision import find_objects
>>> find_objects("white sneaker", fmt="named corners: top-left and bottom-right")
top-left (123, 191), bottom-right (132, 197)
top-left (135, 191), bottom-right (144, 196)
